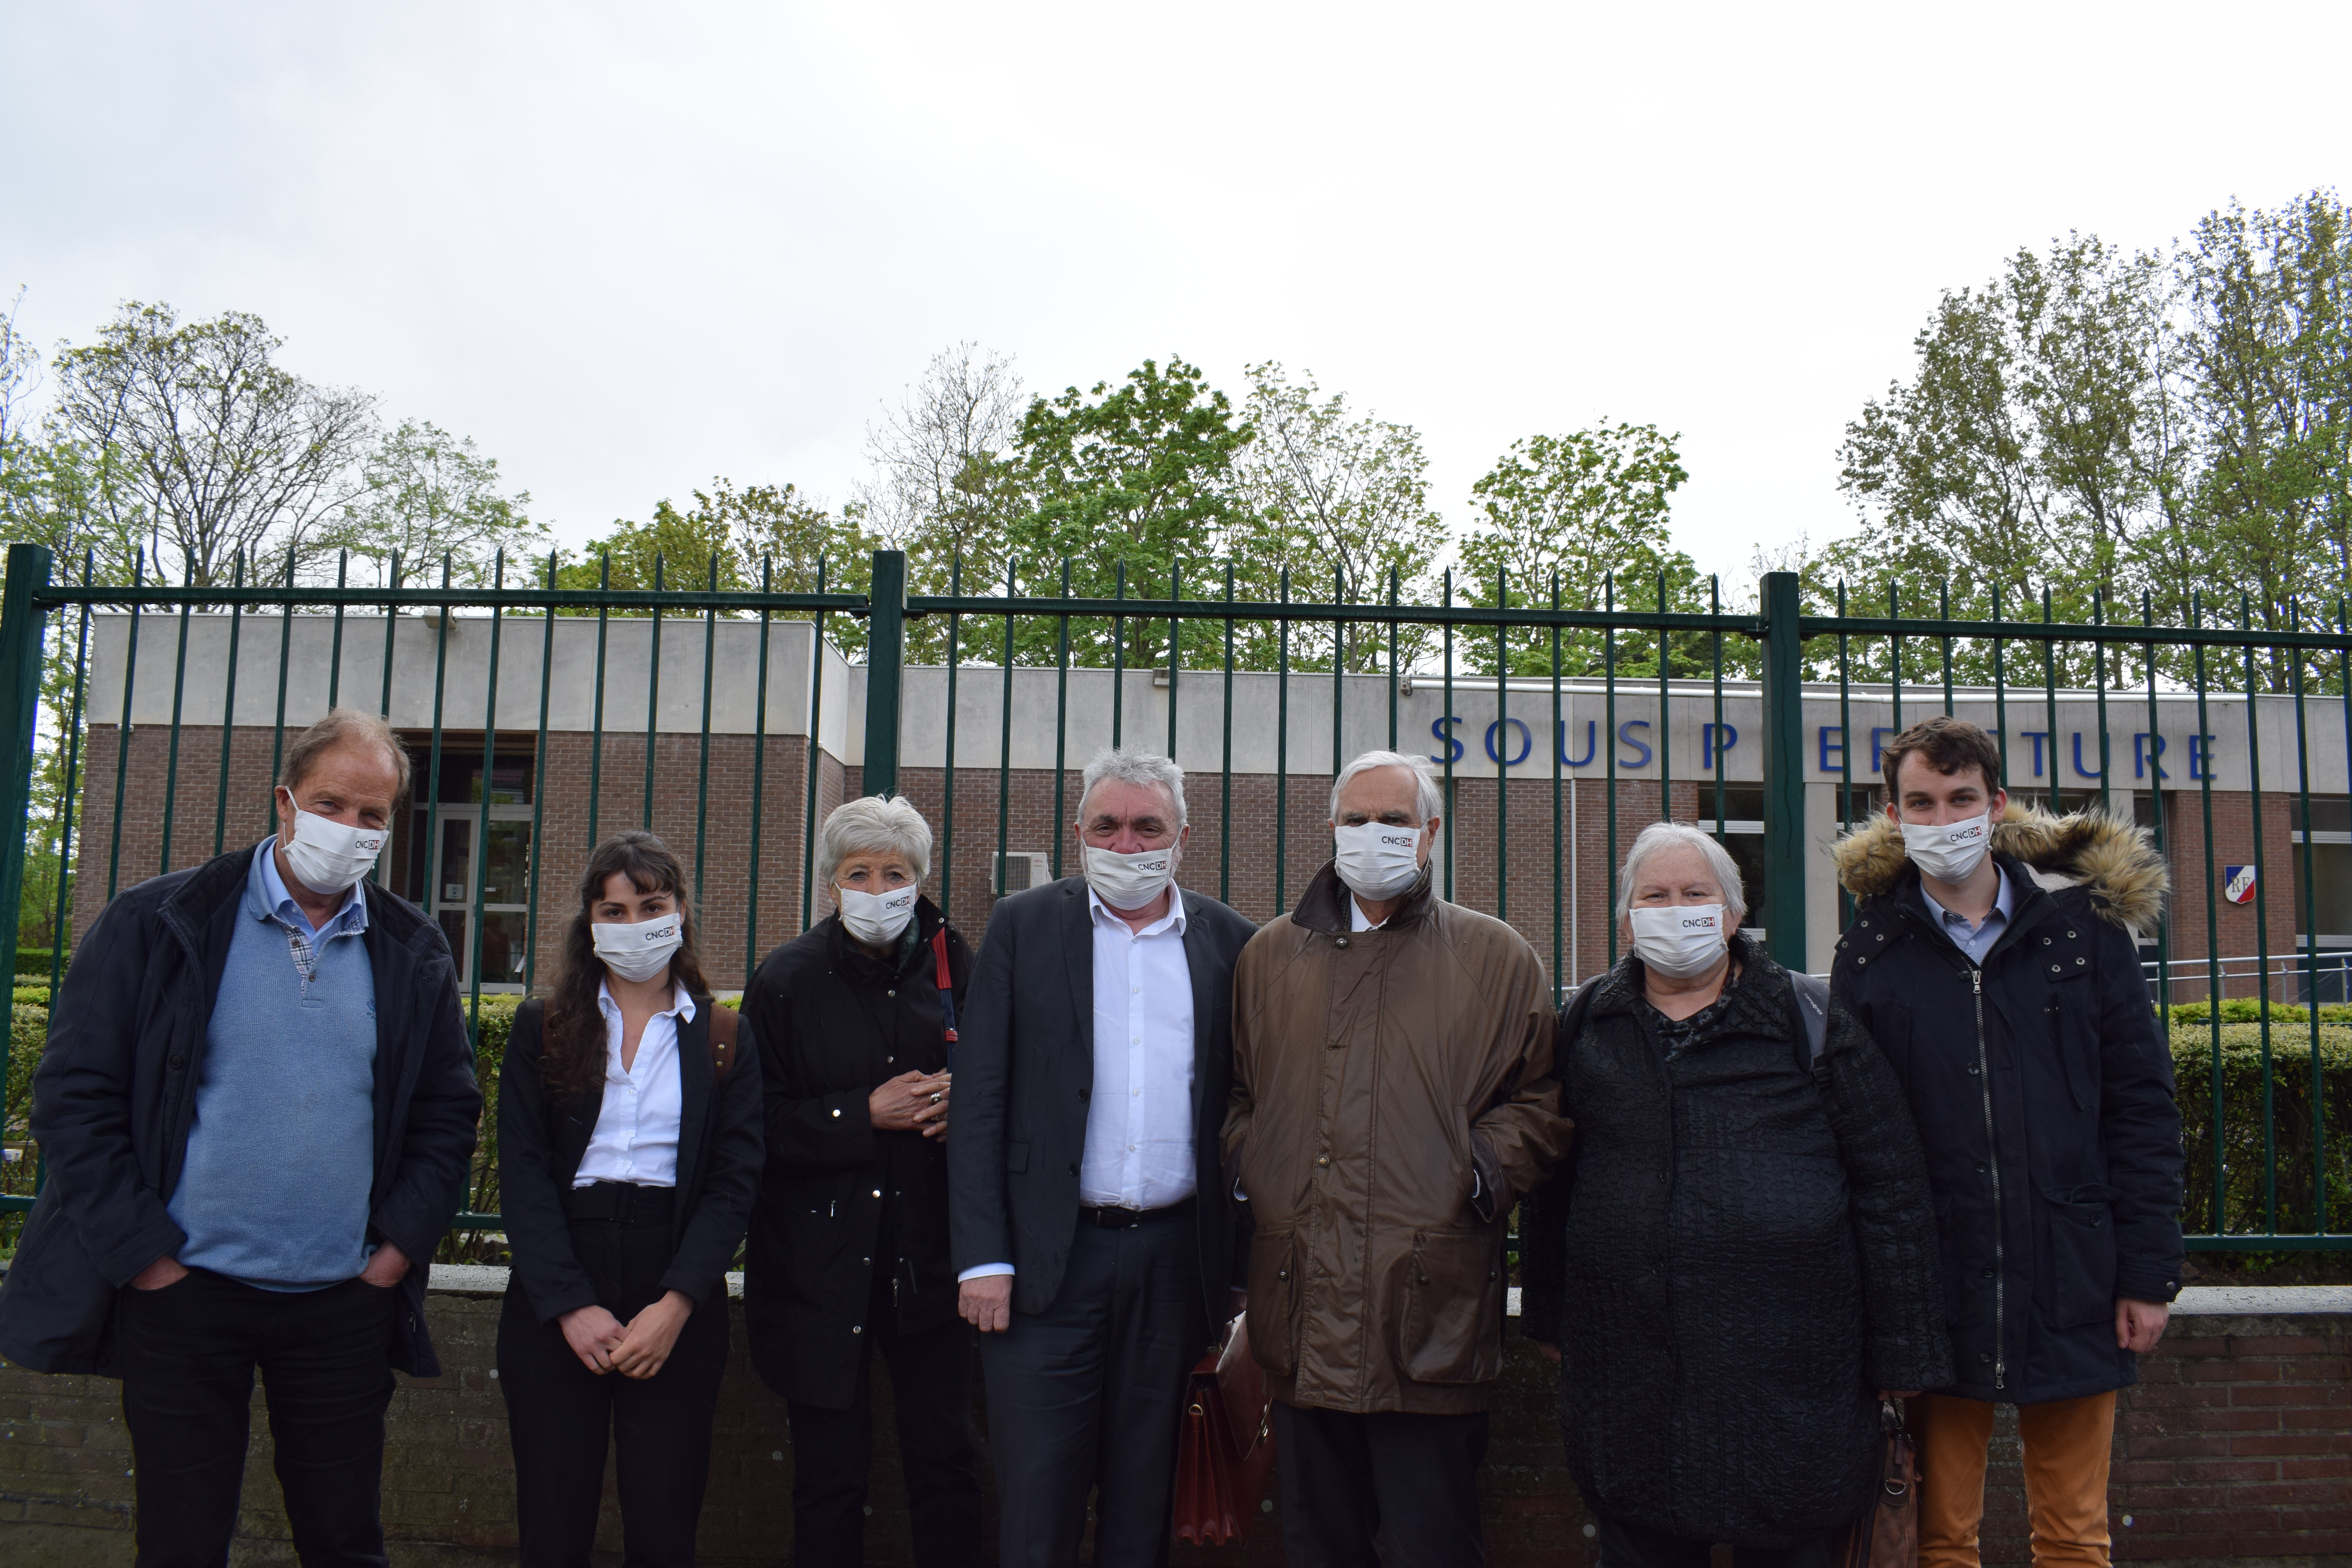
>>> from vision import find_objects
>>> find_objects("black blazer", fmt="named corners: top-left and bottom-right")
top-left (741, 898), bottom-right (973, 1407)
top-left (498, 996), bottom-right (764, 1323)
top-left (947, 878), bottom-right (1258, 1328)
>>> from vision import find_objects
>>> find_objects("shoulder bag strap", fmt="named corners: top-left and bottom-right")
top-left (706, 1003), bottom-right (740, 1081)
top-left (1786, 971), bottom-right (1830, 1076)
top-left (932, 927), bottom-right (958, 1069)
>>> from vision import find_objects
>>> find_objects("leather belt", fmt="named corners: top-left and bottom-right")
top-left (1077, 1197), bottom-right (1194, 1229)
top-left (563, 1181), bottom-right (677, 1225)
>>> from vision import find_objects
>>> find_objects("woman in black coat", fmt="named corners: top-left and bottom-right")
top-left (496, 831), bottom-right (764, 1568)
top-left (742, 794), bottom-right (981, 1568)
top-left (1523, 822), bottom-right (1951, 1568)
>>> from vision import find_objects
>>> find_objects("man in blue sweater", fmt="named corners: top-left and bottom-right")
top-left (0, 709), bottom-right (480, 1568)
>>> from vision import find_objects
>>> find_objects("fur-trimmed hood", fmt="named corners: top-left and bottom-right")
top-left (1830, 801), bottom-right (2168, 937)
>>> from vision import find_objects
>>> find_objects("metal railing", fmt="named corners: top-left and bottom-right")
top-left (0, 544), bottom-right (2344, 1251)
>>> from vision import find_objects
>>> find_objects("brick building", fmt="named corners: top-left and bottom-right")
top-left (71, 612), bottom-right (2351, 1000)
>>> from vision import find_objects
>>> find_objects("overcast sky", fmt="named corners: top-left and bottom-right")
top-left (4, 2), bottom-right (2346, 591)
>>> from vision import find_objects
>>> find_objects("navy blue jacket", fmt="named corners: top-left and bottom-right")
top-left (1831, 806), bottom-right (2184, 1405)
top-left (0, 846), bottom-right (482, 1377)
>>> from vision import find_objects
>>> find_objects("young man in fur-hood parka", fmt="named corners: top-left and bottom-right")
top-left (1831, 716), bottom-right (2183, 1568)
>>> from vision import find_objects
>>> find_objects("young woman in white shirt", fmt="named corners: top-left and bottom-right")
top-left (495, 831), bottom-right (764, 1566)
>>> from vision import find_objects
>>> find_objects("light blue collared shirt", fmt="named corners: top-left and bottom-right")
top-left (254, 838), bottom-right (369, 944)
top-left (1919, 865), bottom-right (2015, 966)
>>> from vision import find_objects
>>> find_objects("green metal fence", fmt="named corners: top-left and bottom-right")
top-left (0, 542), bottom-right (2345, 1252)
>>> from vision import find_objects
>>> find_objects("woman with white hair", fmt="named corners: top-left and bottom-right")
top-left (740, 794), bottom-right (982, 1568)
top-left (1521, 820), bottom-right (1950, 1568)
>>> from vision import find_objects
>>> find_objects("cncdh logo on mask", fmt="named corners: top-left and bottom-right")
top-left (1680, 913), bottom-right (1718, 931)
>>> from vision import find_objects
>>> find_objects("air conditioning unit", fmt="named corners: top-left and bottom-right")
top-left (996, 851), bottom-right (1053, 896)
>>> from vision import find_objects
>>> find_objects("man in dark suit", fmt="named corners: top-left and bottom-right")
top-left (949, 746), bottom-right (1258, 1568)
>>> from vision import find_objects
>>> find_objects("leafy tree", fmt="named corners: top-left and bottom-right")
top-left (2176, 191), bottom-right (2351, 687)
top-left (1457, 423), bottom-right (1700, 678)
top-left (557, 478), bottom-right (878, 653)
top-left (1225, 363), bottom-right (1445, 673)
top-left (1830, 233), bottom-right (2187, 687)
top-left (1006, 355), bottom-right (1253, 666)
top-left (51, 302), bottom-right (376, 587)
top-left (316, 419), bottom-right (547, 588)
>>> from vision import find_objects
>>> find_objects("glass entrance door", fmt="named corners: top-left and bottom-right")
top-left (431, 813), bottom-right (534, 991)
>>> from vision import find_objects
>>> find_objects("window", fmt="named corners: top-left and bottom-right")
top-left (2290, 795), bottom-right (2352, 942)
top-left (1693, 785), bottom-right (1768, 938)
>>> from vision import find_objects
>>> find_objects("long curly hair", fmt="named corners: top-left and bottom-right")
top-left (540, 831), bottom-right (715, 1101)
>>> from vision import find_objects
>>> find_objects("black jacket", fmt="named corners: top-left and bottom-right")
top-left (1522, 938), bottom-right (1951, 1545)
top-left (0, 846), bottom-right (482, 1377)
top-left (948, 878), bottom-right (1258, 1331)
top-left (742, 900), bottom-right (972, 1408)
top-left (1831, 804), bottom-right (2185, 1406)
top-left (498, 995), bottom-right (764, 1323)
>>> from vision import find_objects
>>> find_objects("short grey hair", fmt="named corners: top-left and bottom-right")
top-left (1614, 820), bottom-right (1747, 927)
top-left (817, 795), bottom-right (934, 889)
top-left (1330, 750), bottom-right (1444, 823)
top-left (1078, 748), bottom-right (1187, 827)
top-left (280, 707), bottom-right (412, 805)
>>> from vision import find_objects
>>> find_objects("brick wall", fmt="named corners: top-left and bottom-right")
top-left (2153, 790), bottom-right (2306, 1003)
top-left (3, 1291), bottom-right (2341, 1566)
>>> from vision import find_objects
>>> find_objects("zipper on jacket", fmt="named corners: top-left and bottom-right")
top-left (1971, 967), bottom-right (2005, 1392)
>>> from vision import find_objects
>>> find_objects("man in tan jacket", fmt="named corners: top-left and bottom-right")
top-left (1225, 749), bottom-right (1571, 1567)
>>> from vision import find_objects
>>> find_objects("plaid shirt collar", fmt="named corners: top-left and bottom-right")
top-left (248, 838), bottom-right (370, 947)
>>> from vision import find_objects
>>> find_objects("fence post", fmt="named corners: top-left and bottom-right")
top-left (1759, 570), bottom-right (1808, 973)
top-left (0, 544), bottom-right (52, 991)
top-left (861, 549), bottom-right (907, 798)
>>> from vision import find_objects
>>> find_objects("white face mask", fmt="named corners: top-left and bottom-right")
top-left (1628, 903), bottom-right (1729, 980)
top-left (1332, 821), bottom-right (1425, 902)
top-left (838, 882), bottom-right (918, 946)
top-left (1083, 843), bottom-right (1176, 911)
top-left (1901, 812), bottom-right (1992, 884)
top-left (592, 913), bottom-right (684, 984)
top-left (280, 802), bottom-right (388, 895)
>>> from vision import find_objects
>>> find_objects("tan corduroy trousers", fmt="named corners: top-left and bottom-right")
top-left (1912, 1391), bottom-right (2118, 1568)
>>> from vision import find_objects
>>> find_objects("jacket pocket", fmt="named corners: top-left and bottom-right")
top-left (2041, 1183), bottom-right (2121, 1328)
top-left (1394, 1229), bottom-right (1503, 1385)
top-left (1245, 1225), bottom-right (1301, 1378)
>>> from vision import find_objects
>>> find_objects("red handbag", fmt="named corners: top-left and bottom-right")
top-left (1171, 1313), bottom-right (1278, 1545)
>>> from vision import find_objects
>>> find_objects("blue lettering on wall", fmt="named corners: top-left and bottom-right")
top-left (1701, 722), bottom-right (1738, 769)
top-left (1560, 719), bottom-right (1597, 768)
top-left (1819, 726), bottom-right (1845, 773)
top-left (1618, 719), bottom-right (1653, 769)
top-left (1485, 717), bottom-right (1533, 766)
top-left (2072, 731), bottom-right (2105, 779)
top-left (2020, 731), bottom-right (2050, 778)
top-left (2134, 733), bottom-right (2168, 780)
top-left (1430, 715), bottom-right (1464, 764)
top-left (1870, 727), bottom-right (1894, 772)
top-left (2189, 734), bottom-right (2220, 780)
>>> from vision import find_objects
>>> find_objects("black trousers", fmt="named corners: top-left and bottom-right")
top-left (977, 1205), bottom-right (1203, 1568)
top-left (496, 1208), bottom-right (731, 1567)
top-left (1274, 1400), bottom-right (1490, 1568)
top-left (117, 1267), bottom-right (398, 1568)
top-left (1593, 1515), bottom-right (1835, 1568)
top-left (784, 1268), bottom-right (981, 1568)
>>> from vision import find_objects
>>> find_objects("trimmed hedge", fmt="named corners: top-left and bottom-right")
top-left (2173, 1023), bottom-right (2352, 1238)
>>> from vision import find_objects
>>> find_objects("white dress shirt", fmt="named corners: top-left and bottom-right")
top-left (572, 981), bottom-right (694, 1188)
top-left (958, 886), bottom-right (1198, 1284)
top-left (1079, 886), bottom-right (1198, 1209)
